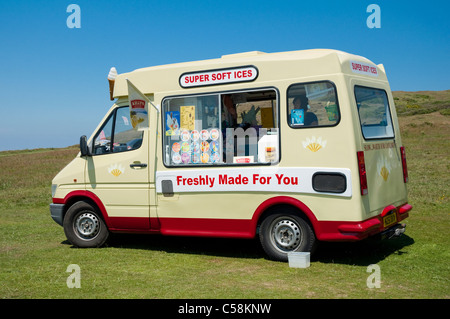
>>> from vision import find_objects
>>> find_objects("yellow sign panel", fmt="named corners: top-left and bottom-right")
top-left (180, 106), bottom-right (195, 131)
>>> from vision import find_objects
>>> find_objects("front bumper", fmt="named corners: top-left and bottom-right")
top-left (50, 203), bottom-right (65, 226)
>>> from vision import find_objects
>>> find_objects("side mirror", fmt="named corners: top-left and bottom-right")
top-left (80, 135), bottom-right (91, 157)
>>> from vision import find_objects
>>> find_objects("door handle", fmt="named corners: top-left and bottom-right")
top-left (130, 163), bottom-right (147, 168)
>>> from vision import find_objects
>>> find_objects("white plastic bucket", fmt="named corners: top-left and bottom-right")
top-left (288, 252), bottom-right (310, 268)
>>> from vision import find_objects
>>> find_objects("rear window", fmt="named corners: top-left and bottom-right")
top-left (354, 86), bottom-right (394, 140)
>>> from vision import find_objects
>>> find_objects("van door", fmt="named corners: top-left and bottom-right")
top-left (354, 85), bottom-right (408, 217)
top-left (86, 106), bottom-right (151, 230)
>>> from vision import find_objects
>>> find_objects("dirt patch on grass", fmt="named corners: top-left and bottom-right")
top-left (399, 111), bottom-right (450, 133)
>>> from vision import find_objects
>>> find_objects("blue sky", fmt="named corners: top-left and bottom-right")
top-left (0, 0), bottom-right (448, 151)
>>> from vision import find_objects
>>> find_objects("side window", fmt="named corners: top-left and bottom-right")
top-left (162, 88), bottom-right (279, 166)
top-left (287, 81), bottom-right (339, 128)
top-left (354, 86), bottom-right (394, 140)
top-left (93, 106), bottom-right (144, 155)
top-left (112, 107), bottom-right (143, 152)
top-left (93, 112), bottom-right (114, 155)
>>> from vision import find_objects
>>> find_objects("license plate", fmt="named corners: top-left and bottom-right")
top-left (383, 213), bottom-right (397, 228)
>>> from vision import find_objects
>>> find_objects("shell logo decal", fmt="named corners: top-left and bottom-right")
top-left (108, 164), bottom-right (125, 177)
top-left (377, 156), bottom-right (391, 181)
top-left (302, 136), bottom-right (327, 152)
top-left (380, 166), bottom-right (390, 181)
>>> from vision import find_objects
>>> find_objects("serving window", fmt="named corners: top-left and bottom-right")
top-left (162, 88), bottom-right (279, 167)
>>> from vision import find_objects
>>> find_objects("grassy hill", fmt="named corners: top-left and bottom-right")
top-left (393, 89), bottom-right (450, 116)
top-left (0, 91), bottom-right (448, 299)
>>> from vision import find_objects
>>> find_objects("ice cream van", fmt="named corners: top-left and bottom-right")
top-left (50, 49), bottom-right (412, 261)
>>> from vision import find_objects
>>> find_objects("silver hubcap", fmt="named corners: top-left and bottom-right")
top-left (75, 212), bottom-right (99, 239)
top-left (271, 218), bottom-right (302, 252)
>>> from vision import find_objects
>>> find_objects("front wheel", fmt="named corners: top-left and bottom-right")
top-left (259, 212), bottom-right (316, 261)
top-left (63, 201), bottom-right (109, 248)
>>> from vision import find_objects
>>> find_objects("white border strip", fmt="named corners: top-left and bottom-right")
top-left (156, 167), bottom-right (352, 197)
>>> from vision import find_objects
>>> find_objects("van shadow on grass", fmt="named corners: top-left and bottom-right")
top-left (313, 234), bottom-right (415, 266)
top-left (78, 232), bottom-right (415, 265)
top-left (105, 234), bottom-right (266, 260)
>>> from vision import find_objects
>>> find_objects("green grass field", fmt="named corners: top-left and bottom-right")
top-left (1, 91), bottom-right (449, 299)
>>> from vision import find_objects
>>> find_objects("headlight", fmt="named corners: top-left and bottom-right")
top-left (51, 184), bottom-right (58, 198)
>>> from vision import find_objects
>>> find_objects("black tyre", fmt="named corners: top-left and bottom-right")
top-left (259, 211), bottom-right (316, 262)
top-left (63, 201), bottom-right (109, 248)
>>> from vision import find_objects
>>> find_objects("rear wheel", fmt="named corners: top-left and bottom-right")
top-left (259, 211), bottom-right (316, 261)
top-left (63, 201), bottom-right (109, 248)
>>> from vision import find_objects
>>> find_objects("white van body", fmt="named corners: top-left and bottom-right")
top-left (50, 49), bottom-right (411, 261)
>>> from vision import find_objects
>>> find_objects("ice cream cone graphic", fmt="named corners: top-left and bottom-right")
top-left (108, 67), bottom-right (117, 101)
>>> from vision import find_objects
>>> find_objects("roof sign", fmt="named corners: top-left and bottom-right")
top-left (180, 66), bottom-right (258, 88)
top-left (350, 60), bottom-right (378, 77)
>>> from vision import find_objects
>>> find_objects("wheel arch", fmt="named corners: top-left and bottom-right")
top-left (252, 196), bottom-right (319, 235)
top-left (58, 191), bottom-right (111, 228)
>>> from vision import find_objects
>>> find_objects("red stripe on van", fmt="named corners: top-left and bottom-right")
top-left (54, 192), bottom-right (411, 242)
top-left (158, 217), bottom-right (254, 239)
